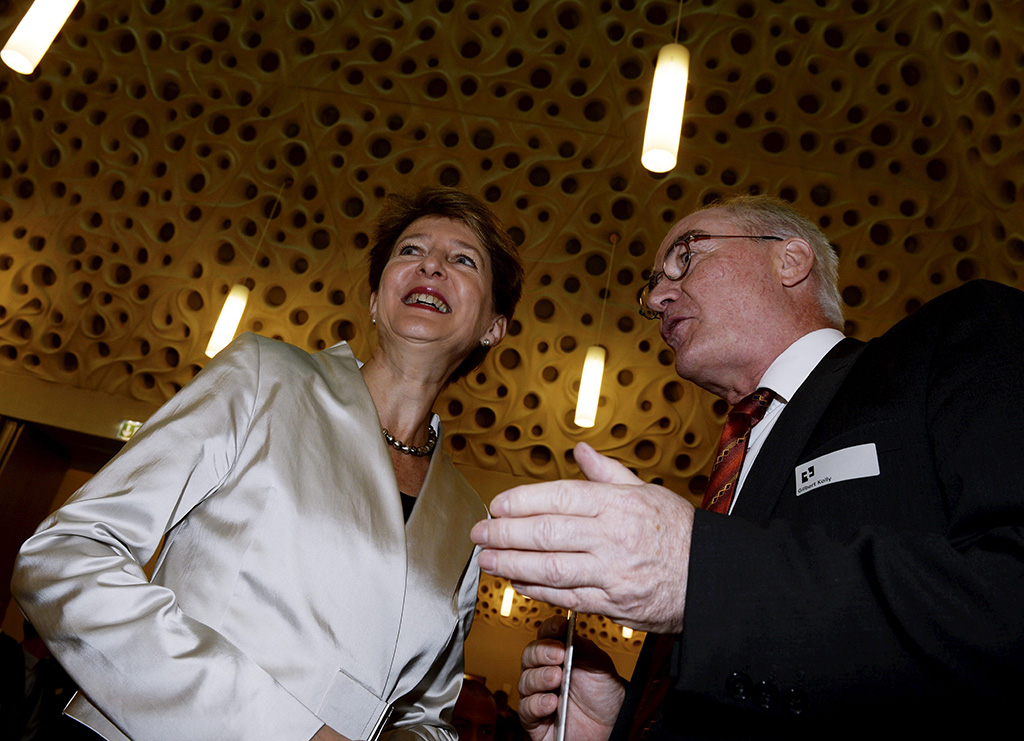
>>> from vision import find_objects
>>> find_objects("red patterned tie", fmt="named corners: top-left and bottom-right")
top-left (702, 388), bottom-right (775, 514)
top-left (627, 389), bottom-right (776, 739)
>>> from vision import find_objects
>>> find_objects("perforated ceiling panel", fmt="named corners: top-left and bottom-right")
top-left (1, 0), bottom-right (1022, 659)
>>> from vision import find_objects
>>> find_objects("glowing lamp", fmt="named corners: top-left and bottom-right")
top-left (205, 284), bottom-right (250, 358)
top-left (500, 585), bottom-right (515, 617)
top-left (574, 345), bottom-right (607, 428)
top-left (1, 0), bottom-right (79, 74)
top-left (641, 43), bottom-right (690, 173)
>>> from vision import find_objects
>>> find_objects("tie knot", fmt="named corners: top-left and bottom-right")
top-left (731, 387), bottom-right (774, 425)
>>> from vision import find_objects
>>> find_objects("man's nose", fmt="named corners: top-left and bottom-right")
top-left (647, 274), bottom-right (676, 314)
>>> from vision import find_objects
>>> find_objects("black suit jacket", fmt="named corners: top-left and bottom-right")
top-left (613, 280), bottom-right (1024, 739)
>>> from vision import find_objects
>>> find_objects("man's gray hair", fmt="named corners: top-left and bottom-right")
top-left (705, 194), bottom-right (844, 328)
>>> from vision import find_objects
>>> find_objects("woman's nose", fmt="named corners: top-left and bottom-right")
top-left (418, 250), bottom-right (445, 277)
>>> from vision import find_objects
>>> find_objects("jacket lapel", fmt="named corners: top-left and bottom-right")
top-left (315, 342), bottom-right (410, 684)
top-left (732, 338), bottom-right (865, 523)
top-left (315, 343), bottom-right (482, 695)
top-left (404, 427), bottom-right (478, 588)
top-left (381, 419), bottom-right (482, 690)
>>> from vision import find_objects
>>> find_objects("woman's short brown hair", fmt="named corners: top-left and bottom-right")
top-left (368, 187), bottom-right (524, 383)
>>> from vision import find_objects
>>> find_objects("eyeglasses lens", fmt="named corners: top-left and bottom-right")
top-left (662, 239), bottom-right (691, 281)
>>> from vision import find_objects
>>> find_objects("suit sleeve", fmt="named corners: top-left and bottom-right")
top-left (11, 333), bottom-right (324, 741)
top-left (678, 281), bottom-right (1024, 717)
top-left (383, 547), bottom-right (481, 741)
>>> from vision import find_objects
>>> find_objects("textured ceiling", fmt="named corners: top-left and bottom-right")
top-left (1, 0), bottom-right (1023, 663)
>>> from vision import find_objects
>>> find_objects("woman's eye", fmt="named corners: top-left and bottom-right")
top-left (454, 254), bottom-right (477, 267)
top-left (398, 245), bottom-right (419, 256)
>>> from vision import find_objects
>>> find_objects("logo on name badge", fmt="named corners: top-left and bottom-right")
top-left (795, 443), bottom-right (879, 496)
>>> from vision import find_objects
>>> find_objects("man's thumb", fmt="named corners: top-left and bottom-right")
top-left (574, 442), bottom-right (643, 485)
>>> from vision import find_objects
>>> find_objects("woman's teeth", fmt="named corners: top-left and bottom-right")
top-left (404, 293), bottom-right (451, 313)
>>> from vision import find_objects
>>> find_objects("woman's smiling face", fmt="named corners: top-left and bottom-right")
top-left (370, 215), bottom-right (506, 360)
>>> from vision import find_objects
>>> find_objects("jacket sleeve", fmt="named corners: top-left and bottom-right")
top-left (11, 333), bottom-right (325, 741)
top-left (383, 547), bottom-right (482, 741)
top-left (677, 281), bottom-right (1024, 718)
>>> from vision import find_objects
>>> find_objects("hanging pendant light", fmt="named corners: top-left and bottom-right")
top-left (574, 235), bottom-right (618, 428)
top-left (205, 284), bottom-right (250, 358)
top-left (574, 346), bottom-right (606, 428)
top-left (1, 0), bottom-right (79, 74)
top-left (641, 43), bottom-right (690, 173)
top-left (640, 2), bottom-right (690, 173)
top-left (500, 585), bottom-right (515, 617)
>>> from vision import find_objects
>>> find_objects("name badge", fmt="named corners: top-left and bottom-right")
top-left (795, 443), bottom-right (879, 496)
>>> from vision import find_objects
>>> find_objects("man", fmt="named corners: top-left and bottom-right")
top-left (470, 195), bottom-right (1024, 738)
top-left (452, 680), bottom-right (497, 741)
top-left (491, 690), bottom-right (523, 741)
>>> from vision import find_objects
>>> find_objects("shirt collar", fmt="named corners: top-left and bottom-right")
top-left (758, 328), bottom-right (845, 403)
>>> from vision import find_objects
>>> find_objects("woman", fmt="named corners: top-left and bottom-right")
top-left (11, 187), bottom-right (524, 741)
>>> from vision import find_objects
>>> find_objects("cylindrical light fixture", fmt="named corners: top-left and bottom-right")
top-left (1, 0), bottom-right (79, 74)
top-left (205, 284), bottom-right (250, 358)
top-left (500, 585), bottom-right (515, 617)
top-left (574, 345), bottom-right (607, 428)
top-left (641, 43), bottom-right (690, 173)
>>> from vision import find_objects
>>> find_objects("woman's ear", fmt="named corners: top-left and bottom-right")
top-left (481, 315), bottom-right (507, 347)
top-left (776, 238), bottom-right (815, 287)
top-left (368, 292), bottom-right (377, 324)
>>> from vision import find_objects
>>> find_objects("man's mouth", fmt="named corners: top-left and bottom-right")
top-left (403, 290), bottom-right (451, 313)
top-left (660, 314), bottom-right (690, 342)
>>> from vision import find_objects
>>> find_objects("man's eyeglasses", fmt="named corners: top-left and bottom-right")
top-left (637, 234), bottom-right (784, 319)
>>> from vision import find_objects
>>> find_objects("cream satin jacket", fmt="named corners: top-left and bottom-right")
top-left (12, 333), bottom-right (485, 741)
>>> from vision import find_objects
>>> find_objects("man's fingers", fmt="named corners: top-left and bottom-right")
top-left (486, 480), bottom-right (585, 518)
top-left (485, 476), bottom-right (620, 519)
top-left (510, 583), bottom-right (614, 619)
top-left (476, 549), bottom-right (603, 592)
top-left (519, 628), bottom-right (567, 740)
top-left (517, 691), bottom-right (559, 730)
top-left (519, 663), bottom-right (563, 698)
top-left (474, 512), bottom-right (613, 555)
top-left (521, 638), bottom-right (565, 671)
top-left (575, 442), bottom-right (643, 486)
top-left (536, 615), bottom-right (568, 641)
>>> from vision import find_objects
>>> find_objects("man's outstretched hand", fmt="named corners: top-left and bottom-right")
top-left (471, 442), bottom-right (695, 633)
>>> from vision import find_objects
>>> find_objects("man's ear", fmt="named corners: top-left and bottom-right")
top-left (776, 238), bottom-right (815, 287)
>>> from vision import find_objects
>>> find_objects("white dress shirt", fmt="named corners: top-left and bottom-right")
top-left (729, 328), bottom-right (846, 514)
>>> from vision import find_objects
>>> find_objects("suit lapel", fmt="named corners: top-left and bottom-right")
top-left (732, 338), bottom-right (866, 523)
